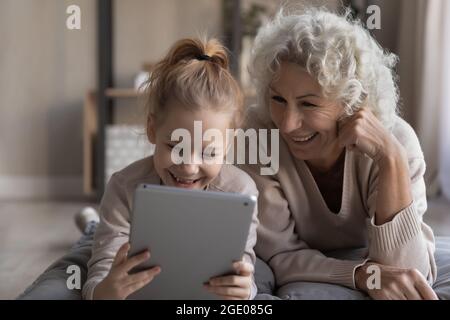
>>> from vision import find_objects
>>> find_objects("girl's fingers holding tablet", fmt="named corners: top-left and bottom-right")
top-left (208, 274), bottom-right (250, 288)
top-left (95, 246), bottom-right (157, 299)
top-left (112, 243), bottom-right (130, 267)
top-left (232, 261), bottom-right (254, 276)
top-left (124, 277), bottom-right (154, 297)
top-left (214, 295), bottom-right (240, 300)
top-left (124, 266), bottom-right (161, 286)
top-left (204, 285), bottom-right (250, 299)
top-left (206, 264), bottom-right (252, 300)
top-left (120, 250), bottom-right (151, 273)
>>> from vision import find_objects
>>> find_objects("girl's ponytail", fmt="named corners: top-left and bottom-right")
top-left (145, 37), bottom-right (243, 128)
top-left (166, 38), bottom-right (229, 70)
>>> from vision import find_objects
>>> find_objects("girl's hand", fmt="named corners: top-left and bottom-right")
top-left (93, 243), bottom-right (161, 300)
top-left (355, 262), bottom-right (438, 300)
top-left (337, 108), bottom-right (405, 166)
top-left (204, 261), bottom-right (254, 300)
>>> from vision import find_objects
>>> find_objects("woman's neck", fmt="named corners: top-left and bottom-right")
top-left (305, 146), bottom-right (345, 173)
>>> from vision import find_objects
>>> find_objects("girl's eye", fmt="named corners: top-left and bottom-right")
top-left (203, 149), bottom-right (217, 158)
top-left (168, 144), bottom-right (183, 155)
top-left (271, 95), bottom-right (286, 104)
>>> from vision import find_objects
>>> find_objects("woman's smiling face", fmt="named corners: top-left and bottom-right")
top-left (269, 61), bottom-right (345, 169)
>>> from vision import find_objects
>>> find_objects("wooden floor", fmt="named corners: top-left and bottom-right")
top-left (0, 200), bottom-right (94, 299)
top-left (0, 197), bottom-right (449, 300)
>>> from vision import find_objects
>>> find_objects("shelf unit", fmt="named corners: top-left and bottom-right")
top-left (90, 0), bottom-right (243, 199)
top-left (83, 87), bottom-right (142, 197)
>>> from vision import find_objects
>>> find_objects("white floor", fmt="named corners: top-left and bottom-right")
top-left (0, 197), bottom-right (449, 300)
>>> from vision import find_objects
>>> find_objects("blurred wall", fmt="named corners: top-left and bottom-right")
top-left (0, 0), bottom-right (223, 199)
top-left (114, 0), bottom-right (223, 88)
top-left (369, 0), bottom-right (401, 55)
top-left (0, 0), bottom-right (96, 198)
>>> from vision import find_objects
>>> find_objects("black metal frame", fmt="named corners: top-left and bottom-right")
top-left (96, 0), bottom-right (113, 199)
top-left (230, 0), bottom-right (242, 76)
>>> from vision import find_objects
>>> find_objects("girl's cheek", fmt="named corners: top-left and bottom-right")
top-left (153, 148), bottom-right (171, 168)
top-left (206, 164), bottom-right (223, 180)
top-left (165, 152), bottom-right (175, 166)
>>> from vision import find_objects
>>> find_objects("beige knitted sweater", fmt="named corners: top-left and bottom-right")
top-left (240, 110), bottom-right (437, 289)
top-left (82, 157), bottom-right (259, 299)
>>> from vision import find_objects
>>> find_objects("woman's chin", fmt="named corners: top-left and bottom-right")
top-left (291, 151), bottom-right (312, 160)
top-left (287, 141), bottom-right (317, 159)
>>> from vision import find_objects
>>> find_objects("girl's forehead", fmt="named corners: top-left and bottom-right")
top-left (158, 111), bottom-right (234, 135)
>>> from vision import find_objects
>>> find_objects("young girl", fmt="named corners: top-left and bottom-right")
top-left (81, 38), bottom-right (259, 300)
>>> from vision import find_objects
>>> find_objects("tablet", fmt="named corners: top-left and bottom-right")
top-left (127, 184), bottom-right (256, 300)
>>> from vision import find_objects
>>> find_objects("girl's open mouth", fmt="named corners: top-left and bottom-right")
top-left (168, 171), bottom-right (202, 187)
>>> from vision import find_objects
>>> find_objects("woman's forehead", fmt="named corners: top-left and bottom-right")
top-left (270, 62), bottom-right (322, 96)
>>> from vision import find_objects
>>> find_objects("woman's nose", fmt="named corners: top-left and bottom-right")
top-left (281, 106), bottom-right (303, 134)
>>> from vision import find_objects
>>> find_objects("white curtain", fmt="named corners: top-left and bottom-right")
top-left (397, 0), bottom-right (450, 199)
top-left (438, 0), bottom-right (450, 199)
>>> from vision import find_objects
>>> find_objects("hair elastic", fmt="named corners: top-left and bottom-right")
top-left (196, 54), bottom-right (212, 61)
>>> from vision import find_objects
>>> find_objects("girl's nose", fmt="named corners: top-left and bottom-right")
top-left (180, 163), bottom-right (200, 176)
top-left (281, 106), bottom-right (303, 134)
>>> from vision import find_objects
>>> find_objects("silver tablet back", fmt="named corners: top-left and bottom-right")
top-left (128, 184), bottom-right (256, 300)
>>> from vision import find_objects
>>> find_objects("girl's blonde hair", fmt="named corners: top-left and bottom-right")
top-left (145, 38), bottom-right (244, 129)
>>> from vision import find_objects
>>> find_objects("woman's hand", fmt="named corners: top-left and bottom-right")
top-left (93, 243), bottom-right (161, 300)
top-left (355, 262), bottom-right (438, 300)
top-left (337, 108), bottom-right (404, 165)
top-left (204, 261), bottom-right (254, 300)
top-left (338, 108), bottom-right (413, 224)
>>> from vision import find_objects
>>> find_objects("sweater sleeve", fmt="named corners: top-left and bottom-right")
top-left (246, 165), bottom-right (367, 289)
top-left (244, 200), bottom-right (259, 300)
top-left (365, 154), bottom-right (437, 283)
top-left (82, 173), bottom-right (131, 300)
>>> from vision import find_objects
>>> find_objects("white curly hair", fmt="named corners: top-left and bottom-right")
top-left (249, 7), bottom-right (399, 129)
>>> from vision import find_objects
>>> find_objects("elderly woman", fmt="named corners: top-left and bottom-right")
top-left (242, 8), bottom-right (449, 300)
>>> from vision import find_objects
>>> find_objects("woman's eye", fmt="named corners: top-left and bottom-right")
top-left (301, 102), bottom-right (317, 108)
top-left (271, 95), bottom-right (286, 104)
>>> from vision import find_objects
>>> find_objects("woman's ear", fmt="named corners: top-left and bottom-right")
top-left (147, 114), bottom-right (157, 144)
